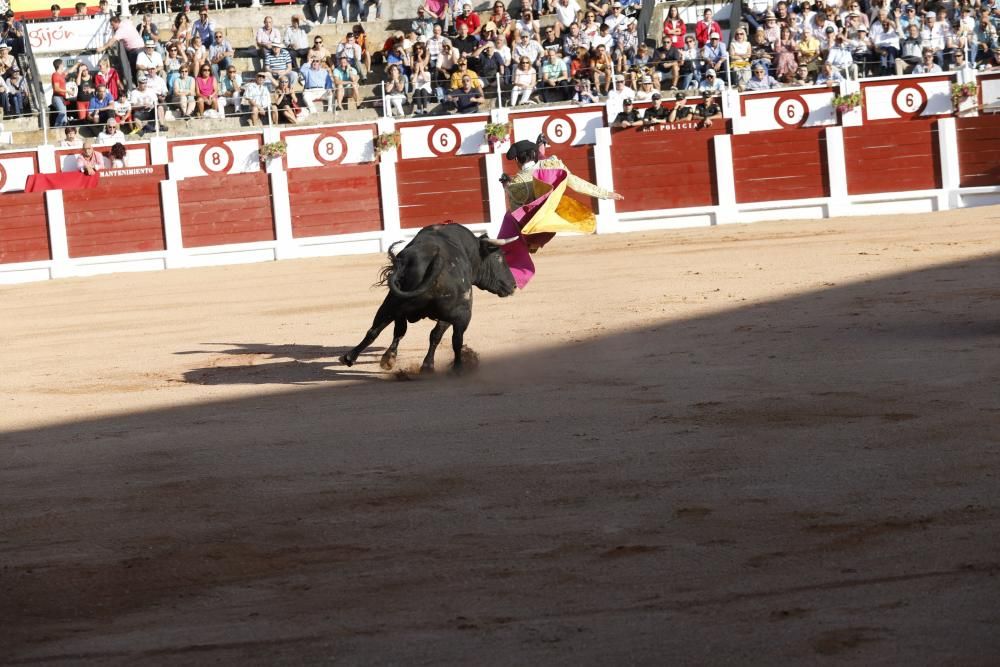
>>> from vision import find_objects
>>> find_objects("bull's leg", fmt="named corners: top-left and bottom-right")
top-left (339, 297), bottom-right (396, 367)
top-left (420, 320), bottom-right (451, 374)
top-left (449, 314), bottom-right (471, 375)
top-left (380, 317), bottom-right (407, 370)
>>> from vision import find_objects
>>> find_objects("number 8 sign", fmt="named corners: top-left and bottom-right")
top-left (313, 133), bottom-right (347, 165)
top-left (542, 116), bottom-right (575, 145)
top-left (198, 142), bottom-right (234, 174)
top-left (891, 84), bottom-right (927, 118)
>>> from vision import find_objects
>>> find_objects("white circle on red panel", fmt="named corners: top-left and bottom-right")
top-left (313, 133), bottom-right (347, 164)
top-left (773, 95), bottom-right (808, 128)
top-left (198, 143), bottom-right (234, 174)
top-left (427, 125), bottom-right (461, 156)
top-left (891, 85), bottom-right (928, 117)
top-left (542, 116), bottom-right (574, 145)
top-left (0, 162), bottom-right (7, 191)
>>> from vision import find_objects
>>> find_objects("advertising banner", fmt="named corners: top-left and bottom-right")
top-left (26, 17), bottom-right (109, 54)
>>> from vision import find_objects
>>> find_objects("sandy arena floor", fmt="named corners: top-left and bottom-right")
top-left (2, 207), bottom-right (999, 665)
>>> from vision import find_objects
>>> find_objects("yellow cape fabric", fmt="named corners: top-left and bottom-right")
top-left (518, 173), bottom-right (598, 236)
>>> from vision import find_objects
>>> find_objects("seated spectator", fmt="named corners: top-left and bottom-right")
top-left (113, 91), bottom-right (132, 132)
top-left (283, 16), bottom-right (309, 69)
top-left (61, 126), bottom-right (83, 148)
top-left (696, 90), bottom-right (721, 127)
top-left (614, 18), bottom-right (639, 68)
top-left (194, 65), bottom-right (219, 117)
top-left (643, 91), bottom-right (670, 125)
top-left (128, 76), bottom-right (166, 133)
top-left (411, 61), bottom-right (434, 114)
top-left (108, 142), bottom-right (127, 168)
top-left (187, 34), bottom-right (208, 77)
top-left (539, 47), bottom-right (571, 102)
top-left (592, 22), bottom-right (614, 52)
top-left (606, 73), bottom-right (634, 105)
top-left (136, 38), bottom-right (164, 74)
top-left (94, 58), bottom-right (122, 101)
top-left (273, 78), bottom-right (303, 124)
top-left (848, 25), bottom-right (874, 76)
top-left (422, 0), bottom-right (448, 29)
top-left (912, 48), bottom-right (942, 73)
top-left (241, 72), bottom-right (274, 125)
top-left (511, 55), bottom-right (537, 105)
top-left (446, 75), bottom-right (485, 113)
top-left (653, 39), bottom-right (682, 90)
top-left (172, 65), bottom-right (196, 118)
top-left (680, 34), bottom-right (702, 90)
top-left (702, 32), bottom-right (728, 81)
top-left (750, 27), bottom-right (773, 72)
top-left (332, 55), bottom-right (361, 111)
top-left (137, 13), bottom-right (159, 43)
top-left (164, 43), bottom-right (186, 92)
top-left (427, 23), bottom-right (451, 69)
top-left (76, 139), bottom-right (104, 174)
top-left (192, 6), bottom-right (216, 47)
top-left (455, 3), bottom-right (481, 35)
top-left (788, 63), bottom-right (812, 86)
top-left (3, 69), bottom-right (27, 116)
top-left (797, 27), bottom-right (822, 77)
top-left (338, 32), bottom-right (368, 80)
top-left (513, 32), bottom-right (544, 69)
top-left (384, 63), bottom-right (408, 117)
top-left (97, 118), bottom-right (125, 145)
top-left (573, 78), bottom-right (597, 103)
top-left (218, 66), bottom-right (242, 115)
top-left (209, 30), bottom-right (234, 78)
top-left (516, 8), bottom-right (540, 41)
top-left (412, 6), bottom-right (435, 39)
top-left (88, 83), bottom-right (116, 124)
top-left (592, 44), bottom-right (614, 95)
top-left (553, 0), bottom-right (578, 38)
top-left (669, 91), bottom-right (693, 122)
top-left (449, 58), bottom-right (482, 91)
top-left (896, 23), bottom-right (923, 74)
top-left (0, 44), bottom-right (17, 79)
top-left (699, 68), bottom-right (725, 93)
top-left (873, 17), bottom-right (901, 75)
top-left (265, 42), bottom-right (298, 89)
top-left (745, 63), bottom-right (780, 90)
top-left (300, 57), bottom-right (333, 112)
top-left (361, 0), bottom-right (382, 22)
top-left (451, 23), bottom-right (478, 59)
top-left (256, 16), bottom-right (282, 60)
top-left (634, 74), bottom-right (656, 101)
top-left (173, 14), bottom-right (192, 49)
top-left (351, 24), bottom-right (372, 75)
top-left (826, 34), bottom-right (856, 78)
top-left (611, 98), bottom-right (641, 127)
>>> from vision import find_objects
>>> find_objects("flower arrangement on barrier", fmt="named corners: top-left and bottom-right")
top-left (374, 131), bottom-right (400, 155)
top-left (951, 81), bottom-right (978, 107)
top-left (258, 141), bottom-right (287, 167)
top-left (831, 92), bottom-right (862, 114)
top-left (484, 121), bottom-right (512, 148)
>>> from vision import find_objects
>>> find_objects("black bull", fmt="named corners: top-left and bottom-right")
top-left (339, 224), bottom-right (518, 373)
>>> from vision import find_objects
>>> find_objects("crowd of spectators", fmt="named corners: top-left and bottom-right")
top-left (729, 0), bottom-right (999, 90)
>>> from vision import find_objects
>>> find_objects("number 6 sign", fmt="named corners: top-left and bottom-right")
top-left (542, 116), bottom-right (575, 145)
top-left (772, 94), bottom-right (808, 128)
top-left (891, 84), bottom-right (927, 118)
top-left (427, 125), bottom-right (461, 156)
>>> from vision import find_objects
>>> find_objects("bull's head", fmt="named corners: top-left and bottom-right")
top-left (476, 234), bottom-right (518, 297)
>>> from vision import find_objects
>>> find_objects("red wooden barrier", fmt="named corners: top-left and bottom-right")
top-left (177, 172), bottom-right (275, 247)
top-left (956, 115), bottom-right (1000, 188)
top-left (287, 163), bottom-right (383, 238)
top-left (731, 128), bottom-right (829, 203)
top-left (610, 123), bottom-right (727, 211)
top-left (0, 192), bottom-right (49, 264)
top-left (62, 167), bottom-right (167, 258)
top-left (396, 155), bottom-right (489, 229)
top-left (843, 118), bottom-right (941, 195)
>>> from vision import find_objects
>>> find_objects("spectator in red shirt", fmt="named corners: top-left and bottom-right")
top-left (50, 58), bottom-right (69, 127)
top-left (695, 8), bottom-right (722, 47)
top-left (94, 57), bottom-right (121, 100)
top-left (455, 3), bottom-right (482, 35)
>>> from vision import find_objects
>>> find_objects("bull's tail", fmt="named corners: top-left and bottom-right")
top-left (387, 250), bottom-right (444, 299)
top-left (375, 241), bottom-right (405, 288)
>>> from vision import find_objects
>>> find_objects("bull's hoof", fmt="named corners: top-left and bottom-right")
top-left (339, 354), bottom-right (354, 367)
top-left (449, 364), bottom-right (464, 376)
top-left (379, 353), bottom-right (396, 370)
top-left (420, 362), bottom-right (435, 374)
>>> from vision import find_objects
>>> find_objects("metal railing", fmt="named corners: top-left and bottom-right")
top-left (19, 28), bottom-right (49, 144)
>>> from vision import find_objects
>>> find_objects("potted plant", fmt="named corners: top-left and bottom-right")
top-left (374, 131), bottom-right (400, 157)
top-left (951, 81), bottom-right (978, 108)
top-left (831, 91), bottom-right (862, 115)
top-left (484, 121), bottom-right (511, 149)
top-left (259, 140), bottom-right (287, 167)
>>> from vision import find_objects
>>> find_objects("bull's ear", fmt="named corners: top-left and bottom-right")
top-left (478, 234), bottom-right (500, 256)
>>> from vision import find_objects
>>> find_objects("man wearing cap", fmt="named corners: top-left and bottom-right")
top-left (633, 74), bottom-right (656, 102)
top-left (605, 2), bottom-right (629, 33)
top-left (97, 118), bottom-right (125, 146)
top-left (136, 38), bottom-right (164, 73)
top-left (642, 92), bottom-right (672, 125)
top-left (3, 69), bottom-right (26, 117)
top-left (265, 42), bottom-right (298, 89)
top-left (242, 72), bottom-right (274, 125)
top-left (456, 3), bottom-right (482, 35)
top-left (896, 22), bottom-right (923, 74)
top-left (699, 68), bottom-right (724, 93)
top-left (702, 31), bottom-right (728, 79)
top-left (128, 76), bottom-right (166, 134)
top-left (611, 98), bottom-right (641, 127)
top-left (899, 4), bottom-right (920, 32)
top-left (605, 73), bottom-right (634, 108)
top-left (848, 24), bottom-right (874, 76)
top-left (745, 63), bottom-right (779, 90)
top-left (820, 25), bottom-right (838, 53)
top-left (696, 90), bottom-right (721, 127)
top-left (513, 31), bottom-right (544, 69)
top-left (696, 8), bottom-right (722, 48)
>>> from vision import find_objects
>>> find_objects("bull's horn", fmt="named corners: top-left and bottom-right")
top-left (485, 236), bottom-right (519, 246)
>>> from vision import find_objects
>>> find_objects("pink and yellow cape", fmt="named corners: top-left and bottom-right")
top-left (499, 168), bottom-right (597, 289)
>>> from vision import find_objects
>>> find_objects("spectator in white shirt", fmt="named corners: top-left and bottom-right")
top-left (284, 15), bottom-right (310, 68)
top-left (97, 118), bottom-right (125, 145)
top-left (255, 16), bottom-right (282, 59)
